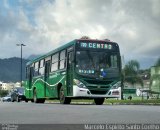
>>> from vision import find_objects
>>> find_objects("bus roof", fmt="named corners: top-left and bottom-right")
top-left (27, 39), bottom-right (76, 65)
top-left (26, 39), bottom-right (118, 66)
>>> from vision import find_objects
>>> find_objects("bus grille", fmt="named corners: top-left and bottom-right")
top-left (90, 90), bottom-right (107, 95)
top-left (85, 80), bottom-right (113, 85)
top-left (87, 86), bottom-right (109, 89)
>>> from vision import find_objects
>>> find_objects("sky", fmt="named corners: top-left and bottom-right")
top-left (0, 0), bottom-right (160, 69)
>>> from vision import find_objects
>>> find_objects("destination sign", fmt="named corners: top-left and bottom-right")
top-left (80, 42), bottom-right (112, 49)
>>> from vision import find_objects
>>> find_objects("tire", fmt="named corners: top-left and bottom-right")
top-left (33, 89), bottom-right (45, 103)
top-left (94, 98), bottom-right (104, 105)
top-left (31, 99), bottom-right (34, 103)
top-left (11, 97), bottom-right (14, 102)
top-left (59, 87), bottom-right (71, 104)
top-left (16, 96), bottom-right (20, 102)
top-left (7, 99), bottom-right (11, 102)
top-left (25, 99), bottom-right (28, 103)
top-left (39, 99), bottom-right (45, 103)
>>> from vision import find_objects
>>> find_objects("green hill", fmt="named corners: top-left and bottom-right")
top-left (0, 57), bottom-right (29, 82)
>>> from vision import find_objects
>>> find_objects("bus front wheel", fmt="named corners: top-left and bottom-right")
top-left (94, 98), bottom-right (104, 105)
top-left (39, 99), bottom-right (45, 103)
top-left (31, 99), bottom-right (34, 103)
top-left (25, 99), bottom-right (28, 103)
top-left (59, 87), bottom-right (71, 104)
top-left (33, 90), bottom-right (45, 103)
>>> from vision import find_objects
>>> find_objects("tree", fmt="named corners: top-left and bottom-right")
top-left (80, 36), bottom-right (90, 39)
top-left (155, 57), bottom-right (160, 66)
top-left (123, 60), bottom-right (143, 87)
top-left (0, 90), bottom-right (8, 97)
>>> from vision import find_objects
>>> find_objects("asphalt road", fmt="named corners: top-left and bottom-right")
top-left (0, 102), bottom-right (160, 124)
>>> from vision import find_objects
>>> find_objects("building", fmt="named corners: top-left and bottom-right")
top-left (150, 66), bottom-right (160, 98)
top-left (0, 82), bottom-right (15, 91)
top-left (0, 81), bottom-right (2, 90)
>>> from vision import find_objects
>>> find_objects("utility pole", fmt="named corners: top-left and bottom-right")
top-left (16, 44), bottom-right (26, 87)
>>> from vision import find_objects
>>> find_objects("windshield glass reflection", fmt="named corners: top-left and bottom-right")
top-left (76, 51), bottom-right (119, 78)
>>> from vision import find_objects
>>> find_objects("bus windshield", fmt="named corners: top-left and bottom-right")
top-left (75, 51), bottom-right (119, 78)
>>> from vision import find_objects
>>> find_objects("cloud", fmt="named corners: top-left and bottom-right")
top-left (0, 0), bottom-right (159, 69)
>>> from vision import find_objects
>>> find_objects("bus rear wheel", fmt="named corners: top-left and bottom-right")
top-left (59, 87), bottom-right (71, 104)
top-left (94, 98), bottom-right (105, 105)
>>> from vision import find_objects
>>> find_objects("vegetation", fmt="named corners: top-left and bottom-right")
top-left (47, 99), bottom-right (160, 105)
top-left (155, 57), bottom-right (160, 66)
top-left (105, 99), bottom-right (160, 105)
top-left (80, 36), bottom-right (90, 39)
top-left (0, 90), bottom-right (8, 97)
top-left (123, 60), bottom-right (143, 87)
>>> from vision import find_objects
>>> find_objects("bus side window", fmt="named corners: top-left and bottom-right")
top-left (59, 50), bottom-right (66, 69)
top-left (34, 62), bottom-right (39, 76)
top-left (51, 53), bottom-right (59, 72)
top-left (45, 60), bottom-right (51, 77)
top-left (30, 67), bottom-right (34, 76)
top-left (39, 59), bottom-right (45, 75)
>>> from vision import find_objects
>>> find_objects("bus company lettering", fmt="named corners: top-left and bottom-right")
top-left (80, 42), bottom-right (112, 49)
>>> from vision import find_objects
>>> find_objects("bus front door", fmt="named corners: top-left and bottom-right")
top-left (29, 67), bottom-right (34, 98)
top-left (44, 60), bottom-right (51, 97)
top-left (66, 51), bottom-right (73, 96)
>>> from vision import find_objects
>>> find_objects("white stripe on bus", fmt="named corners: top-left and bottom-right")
top-left (25, 75), bottom-right (65, 91)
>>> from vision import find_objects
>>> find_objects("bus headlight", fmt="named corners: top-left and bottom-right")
top-left (73, 79), bottom-right (86, 88)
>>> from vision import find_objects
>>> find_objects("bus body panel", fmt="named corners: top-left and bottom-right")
top-left (24, 39), bottom-right (121, 101)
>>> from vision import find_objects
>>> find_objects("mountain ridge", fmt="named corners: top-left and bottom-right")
top-left (0, 57), bottom-right (29, 82)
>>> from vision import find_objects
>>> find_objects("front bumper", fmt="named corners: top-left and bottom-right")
top-left (73, 85), bottom-right (110, 98)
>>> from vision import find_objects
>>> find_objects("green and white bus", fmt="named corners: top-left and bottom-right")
top-left (24, 39), bottom-right (121, 105)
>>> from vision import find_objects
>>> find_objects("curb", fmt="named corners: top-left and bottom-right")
top-left (45, 101), bottom-right (160, 105)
